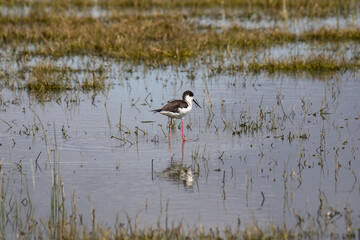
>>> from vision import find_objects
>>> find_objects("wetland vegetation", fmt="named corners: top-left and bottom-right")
top-left (0, 0), bottom-right (359, 239)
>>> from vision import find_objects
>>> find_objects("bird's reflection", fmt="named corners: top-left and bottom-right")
top-left (161, 163), bottom-right (194, 187)
top-left (162, 141), bottom-right (195, 188)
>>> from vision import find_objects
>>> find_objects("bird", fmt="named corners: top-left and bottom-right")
top-left (152, 90), bottom-right (201, 141)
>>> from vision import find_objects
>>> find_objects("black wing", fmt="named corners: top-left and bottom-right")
top-left (156, 100), bottom-right (188, 113)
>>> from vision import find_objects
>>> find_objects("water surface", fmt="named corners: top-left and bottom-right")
top-left (1, 60), bottom-right (359, 235)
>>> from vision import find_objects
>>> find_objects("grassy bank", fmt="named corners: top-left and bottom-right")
top-left (0, 0), bottom-right (359, 93)
top-left (1, 13), bottom-right (359, 62)
top-left (1, 0), bottom-right (359, 63)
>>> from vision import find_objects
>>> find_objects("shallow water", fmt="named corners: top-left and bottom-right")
top-left (1, 56), bottom-right (359, 235)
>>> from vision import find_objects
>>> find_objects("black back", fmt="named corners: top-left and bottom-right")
top-left (151, 90), bottom-right (193, 113)
top-left (163, 100), bottom-right (188, 113)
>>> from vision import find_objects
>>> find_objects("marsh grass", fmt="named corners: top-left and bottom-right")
top-left (0, 60), bottom-right (109, 93)
top-left (2, 16), bottom-right (359, 62)
top-left (208, 53), bottom-right (359, 76)
top-left (245, 54), bottom-right (360, 74)
top-left (1, 3), bottom-right (359, 63)
top-left (1, 0), bottom-right (359, 96)
top-left (25, 62), bottom-right (73, 92)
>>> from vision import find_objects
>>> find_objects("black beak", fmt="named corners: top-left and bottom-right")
top-left (193, 99), bottom-right (201, 108)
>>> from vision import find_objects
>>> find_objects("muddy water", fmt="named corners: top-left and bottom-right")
top-left (0, 61), bottom-right (359, 234)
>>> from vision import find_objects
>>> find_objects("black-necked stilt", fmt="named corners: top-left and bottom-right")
top-left (152, 90), bottom-right (201, 141)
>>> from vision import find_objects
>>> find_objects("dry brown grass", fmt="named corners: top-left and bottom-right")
top-left (1, 11), bottom-right (359, 64)
top-left (0, 0), bottom-right (359, 93)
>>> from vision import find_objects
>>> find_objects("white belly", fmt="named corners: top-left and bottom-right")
top-left (160, 105), bottom-right (192, 119)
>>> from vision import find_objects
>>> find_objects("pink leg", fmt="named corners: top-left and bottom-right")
top-left (182, 118), bottom-right (187, 141)
top-left (169, 119), bottom-right (172, 140)
top-left (169, 125), bottom-right (171, 140)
